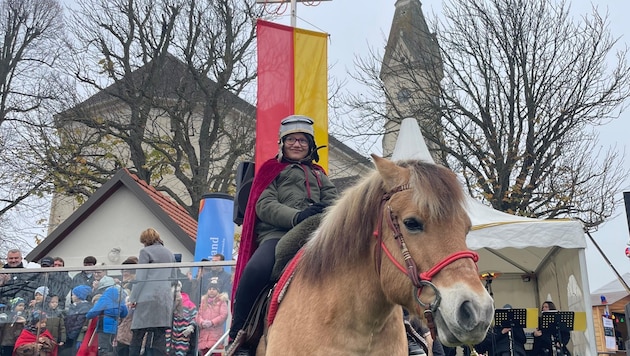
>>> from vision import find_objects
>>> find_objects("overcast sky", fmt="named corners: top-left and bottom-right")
top-left (268, 0), bottom-right (630, 292)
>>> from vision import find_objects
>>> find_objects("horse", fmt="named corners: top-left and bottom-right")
top-left (258, 155), bottom-right (494, 355)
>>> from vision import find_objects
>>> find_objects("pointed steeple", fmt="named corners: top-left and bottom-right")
top-left (380, 0), bottom-right (443, 159)
top-left (380, 0), bottom-right (441, 79)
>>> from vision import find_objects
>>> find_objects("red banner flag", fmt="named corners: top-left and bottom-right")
top-left (256, 19), bottom-right (328, 172)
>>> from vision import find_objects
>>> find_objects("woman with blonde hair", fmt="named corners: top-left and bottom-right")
top-left (128, 228), bottom-right (176, 356)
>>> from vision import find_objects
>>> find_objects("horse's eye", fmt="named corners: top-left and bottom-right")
top-left (403, 218), bottom-right (424, 232)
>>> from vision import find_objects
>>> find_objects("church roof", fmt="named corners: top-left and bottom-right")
top-left (380, 0), bottom-right (442, 79)
top-left (59, 53), bottom-right (255, 118)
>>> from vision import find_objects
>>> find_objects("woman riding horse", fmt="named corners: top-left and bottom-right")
top-left (228, 115), bottom-right (338, 355)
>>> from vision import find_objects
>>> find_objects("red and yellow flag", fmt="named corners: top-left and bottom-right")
top-left (256, 19), bottom-right (328, 173)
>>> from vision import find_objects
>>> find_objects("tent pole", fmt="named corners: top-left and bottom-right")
top-left (586, 230), bottom-right (630, 293)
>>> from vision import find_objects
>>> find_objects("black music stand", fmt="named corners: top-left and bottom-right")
top-left (541, 311), bottom-right (574, 355)
top-left (541, 311), bottom-right (574, 332)
top-left (495, 308), bottom-right (527, 328)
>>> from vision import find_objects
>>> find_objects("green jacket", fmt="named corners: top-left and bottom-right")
top-left (255, 163), bottom-right (337, 243)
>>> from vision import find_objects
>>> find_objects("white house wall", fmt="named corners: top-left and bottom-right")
top-left (46, 186), bottom-right (194, 268)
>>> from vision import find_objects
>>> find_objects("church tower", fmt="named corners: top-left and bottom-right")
top-left (380, 0), bottom-right (443, 159)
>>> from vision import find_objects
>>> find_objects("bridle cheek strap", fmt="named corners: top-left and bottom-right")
top-left (383, 203), bottom-right (480, 288)
top-left (373, 184), bottom-right (480, 297)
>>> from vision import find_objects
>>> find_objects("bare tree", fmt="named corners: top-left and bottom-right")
top-left (51, 0), bottom-right (261, 219)
top-left (0, 0), bottom-right (66, 252)
top-left (340, 0), bottom-right (630, 230)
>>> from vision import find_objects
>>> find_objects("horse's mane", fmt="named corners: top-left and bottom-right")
top-left (299, 159), bottom-right (468, 282)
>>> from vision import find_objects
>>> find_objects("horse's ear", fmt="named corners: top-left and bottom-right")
top-left (371, 154), bottom-right (406, 190)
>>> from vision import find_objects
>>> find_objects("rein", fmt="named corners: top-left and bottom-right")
top-left (373, 184), bottom-right (479, 337)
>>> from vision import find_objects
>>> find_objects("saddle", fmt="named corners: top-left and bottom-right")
top-left (227, 284), bottom-right (272, 356)
top-left (227, 214), bottom-right (322, 356)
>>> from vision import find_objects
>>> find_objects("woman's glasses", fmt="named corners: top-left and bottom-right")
top-left (285, 137), bottom-right (308, 146)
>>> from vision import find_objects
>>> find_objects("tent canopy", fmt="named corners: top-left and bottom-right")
top-left (391, 118), bottom-right (594, 355)
top-left (391, 118), bottom-right (586, 275)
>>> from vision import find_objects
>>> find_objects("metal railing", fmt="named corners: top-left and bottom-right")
top-left (0, 260), bottom-right (236, 355)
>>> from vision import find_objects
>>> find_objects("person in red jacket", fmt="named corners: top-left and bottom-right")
top-left (13, 310), bottom-right (58, 356)
top-left (196, 280), bottom-right (228, 355)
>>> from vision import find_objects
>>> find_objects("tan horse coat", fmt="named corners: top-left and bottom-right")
top-left (259, 156), bottom-right (494, 355)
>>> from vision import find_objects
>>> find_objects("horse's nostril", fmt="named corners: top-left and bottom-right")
top-left (457, 300), bottom-right (478, 331)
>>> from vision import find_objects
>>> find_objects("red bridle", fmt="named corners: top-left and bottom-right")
top-left (373, 184), bottom-right (479, 313)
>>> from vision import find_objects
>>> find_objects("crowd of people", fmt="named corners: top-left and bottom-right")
top-left (0, 115), bottom-right (581, 356)
top-left (0, 240), bottom-right (233, 356)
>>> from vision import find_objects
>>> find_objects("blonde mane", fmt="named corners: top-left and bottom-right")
top-left (299, 160), bottom-right (468, 283)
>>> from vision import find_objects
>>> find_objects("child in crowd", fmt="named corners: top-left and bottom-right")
top-left (28, 286), bottom-right (49, 312)
top-left (64, 285), bottom-right (92, 351)
top-left (0, 297), bottom-right (27, 356)
top-left (44, 295), bottom-right (66, 349)
top-left (196, 280), bottom-right (228, 355)
top-left (13, 310), bottom-right (58, 356)
top-left (166, 285), bottom-right (197, 356)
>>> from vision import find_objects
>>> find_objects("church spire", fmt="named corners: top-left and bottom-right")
top-left (380, 0), bottom-right (443, 159)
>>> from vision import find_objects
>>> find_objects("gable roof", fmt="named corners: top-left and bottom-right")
top-left (59, 53), bottom-right (255, 118)
top-left (27, 169), bottom-right (197, 262)
top-left (590, 272), bottom-right (630, 312)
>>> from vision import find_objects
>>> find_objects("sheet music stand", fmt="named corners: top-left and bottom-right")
top-left (541, 311), bottom-right (575, 331)
top-left (494, 308), bottom-right (527, 328)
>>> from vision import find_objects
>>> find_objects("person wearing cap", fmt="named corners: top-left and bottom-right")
top-left (13, 310), bottom-right (57, 356)
top-left (0, 297), bottom-right (27, 356)
top-left (478, 304), bottom-right (526, 356)
top-left (228, 115), bottom-right (338, 354)
top-left (115, 257), bottom-right (138, 356)
top-left (197, 280), bottom-right (228, 355)
top-left (167, 284), bottom-right (198, 356)
top-left (65, 285), bottom-right (93, 352)
top-left (28, 286), bottom-right (50, 311)
top-left (35, 256), bottom-right (72, 311)
top-left (86, 276), bottom-right (128, 356)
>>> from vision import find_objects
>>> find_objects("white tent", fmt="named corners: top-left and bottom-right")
top-left (392, 118), bottom-right (596, 355)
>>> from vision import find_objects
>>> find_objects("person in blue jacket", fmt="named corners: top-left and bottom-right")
top-left (86, 276), bottom-right (128, 356)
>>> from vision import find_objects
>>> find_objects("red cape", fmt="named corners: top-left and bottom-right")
top-left (231, 159), bottom-right (288, 299)
top-left (231, 158), bottom-right (325, 300)
top-left (76, 318), bottom-right (98, 356)
top-left (13, 329), bottom-right (58, 356)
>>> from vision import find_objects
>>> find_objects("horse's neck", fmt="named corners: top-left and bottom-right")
top-left (296, 265), bottom-right (400, 328)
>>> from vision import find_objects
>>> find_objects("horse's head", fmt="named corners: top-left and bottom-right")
top-left (372, 155), bottom-right (494, 346)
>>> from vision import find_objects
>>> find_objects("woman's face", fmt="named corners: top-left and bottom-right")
top-left (282, 133), bottom-right (309, 161)
top-left (542, 303), bottom-right (551, 311)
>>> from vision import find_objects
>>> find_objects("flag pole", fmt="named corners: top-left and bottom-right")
top-left (290, 0), bottom-right (297, 27)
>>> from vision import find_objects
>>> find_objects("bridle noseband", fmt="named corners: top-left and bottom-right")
top-left (373, 184), bottom-right (479, 315)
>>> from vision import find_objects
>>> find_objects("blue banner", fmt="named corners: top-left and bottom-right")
top-left (194, 193), bottom-right (234, 269)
